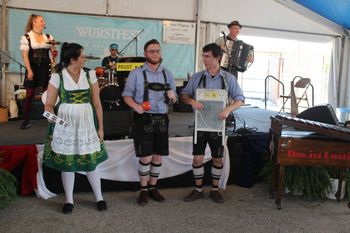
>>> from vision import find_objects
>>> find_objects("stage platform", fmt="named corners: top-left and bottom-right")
top-left (0, 106), bottom-right (276, 146)
top-left (0, 107), bottom-right (277, 195)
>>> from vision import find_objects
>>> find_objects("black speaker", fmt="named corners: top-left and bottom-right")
top-left (16, 99), bottom-right (45, 119)
top-left (172, 86), bottom-right (193, 113)
top-left (115, 57), bottom-right (146, 93)
top-left (296, 104), bottom-right (339, 125)
top-left (103, 110), bottom-right (132, 139)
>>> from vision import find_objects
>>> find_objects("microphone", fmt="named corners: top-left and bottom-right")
top-left (221, 31), bottom-right (226, 36)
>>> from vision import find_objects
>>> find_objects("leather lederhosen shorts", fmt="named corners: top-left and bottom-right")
top-left (132, 112), bottom-right (169, 157)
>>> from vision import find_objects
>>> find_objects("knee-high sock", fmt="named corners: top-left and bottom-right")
top-left (86, 170), bottom-right (103, 202)
top-left (61, 172), bottom-right (75, 204)
top-left (149, 162), bottom-right (162, 187)
top-left (211, 164), bottom-right (223, 190)
top-left (193, 164), bottom-right (204, 191)
top-left (138, 160), bottom-right (151, 190)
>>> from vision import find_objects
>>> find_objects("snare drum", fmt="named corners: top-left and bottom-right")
top-left (97, 77), bottom-right (108, 87)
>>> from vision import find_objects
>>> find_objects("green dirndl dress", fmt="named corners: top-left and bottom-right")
top-left (43, 69), bottom-right (108, 172)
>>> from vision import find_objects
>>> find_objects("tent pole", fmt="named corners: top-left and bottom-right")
top-left (1, 0), bottom-right (8, 107)
top-left (194, 0), bottom-right (201, 73)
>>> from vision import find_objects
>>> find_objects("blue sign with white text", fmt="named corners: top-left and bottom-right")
top-left (8, 9), bottom-right (194, 78)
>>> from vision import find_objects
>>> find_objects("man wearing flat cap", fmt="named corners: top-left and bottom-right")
top-left (215, 20), bottom-right (254, 78)
top-left (102, 43), bottom-right (119, 70)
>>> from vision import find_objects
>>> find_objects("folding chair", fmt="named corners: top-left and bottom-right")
top-left (280, 76), bottom-right (314, 114)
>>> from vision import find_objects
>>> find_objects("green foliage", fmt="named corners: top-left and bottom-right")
top-left (259, 160), bottom-right (273, 186)
top-left (0, 168), bottom-right (17, 209)
top-left (341, 169), bottom-right (350, 200)
top-left (285, 166), bottom-right (331, 200)
top-left (260, 162), bottom-right (333, 200)
top-left (326, 167), bottom-right (350, 200)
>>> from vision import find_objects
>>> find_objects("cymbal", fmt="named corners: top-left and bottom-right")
top-left (85, 55), bottom-right (101, 60)
top-left (46, 40), bottom-right (61, 45)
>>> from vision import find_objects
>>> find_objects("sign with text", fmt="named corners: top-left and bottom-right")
top-left (116, 62), bottom-right (144, 71)
top-left (277, 137), bottom-right (350, 167)
top-left (162, 21), bottom-right (196, 45)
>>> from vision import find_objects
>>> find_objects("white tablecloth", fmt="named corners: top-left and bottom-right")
top-left (35, 136), bottom-right (230, 199)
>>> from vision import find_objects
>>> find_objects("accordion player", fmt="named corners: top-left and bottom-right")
top-left (220, 40), bottom-right (254, 75)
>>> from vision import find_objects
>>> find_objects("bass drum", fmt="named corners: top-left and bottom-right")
top-left (100, 85), bottom-right (128, 111)
top-left (116, 56), bottom-right (146, 92)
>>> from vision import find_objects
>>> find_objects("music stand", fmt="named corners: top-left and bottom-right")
top-left (0, 49), bottom-right (25, 83)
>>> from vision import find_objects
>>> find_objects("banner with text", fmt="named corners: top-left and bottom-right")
top-left (8, 9), bottom-right (195, 78)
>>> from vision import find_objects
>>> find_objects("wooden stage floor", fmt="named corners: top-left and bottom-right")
top-left (0, 107), bottom-right (277, 146)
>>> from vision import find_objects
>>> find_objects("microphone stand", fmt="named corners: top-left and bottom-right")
top-left (222, 31), bottom-right (230, 61)
top-left (119, 29), bottom-right (145, 57)
top-left (0, 49), bottom-right (25, 83)
top-left (222, 32), bottom-right (233, 74)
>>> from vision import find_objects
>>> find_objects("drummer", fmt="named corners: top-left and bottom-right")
top-left (101, 43), bottom-right (119, 70)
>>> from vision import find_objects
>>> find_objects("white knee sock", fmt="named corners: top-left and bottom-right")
top-left (61, 172), bottom-right (75, 204)
top-left (86, 170), bottom-right (104, 202)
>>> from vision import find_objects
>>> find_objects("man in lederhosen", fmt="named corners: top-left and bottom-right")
top-left (181, 43), bottom-right (244, 203)
top-left (122, 39), bottom-right (177, 206)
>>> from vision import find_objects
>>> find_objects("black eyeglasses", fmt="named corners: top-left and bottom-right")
top-left (146, 49), bottom-right (161, 54)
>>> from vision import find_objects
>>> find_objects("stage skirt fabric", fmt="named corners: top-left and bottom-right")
top-left (0, 145), bottom-right (38, 195)
top-left (36, 137), bottom-right (230, 199)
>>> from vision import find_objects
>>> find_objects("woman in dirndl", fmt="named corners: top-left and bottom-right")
top-left (20, 14), bottom-right (56, 129)
top-left (43, 42), bottom-right (108, 214)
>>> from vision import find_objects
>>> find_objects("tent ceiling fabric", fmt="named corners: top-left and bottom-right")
top-left (4, 0), bottom-right (345, 36)
top-left (201, 0), bottom-right (343, 36)
top-left (293, 0), bottom-right (350, 30)
top-left (6, 0), bottom-right (107, 15)
top-left (6, 0), bottom-right (197, 21)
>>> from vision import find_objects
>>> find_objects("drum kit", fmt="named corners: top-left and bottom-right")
top-left (94, 64), bottom-right (126, 111)
top-left (44, 40), bottom-right (142, 111)
top-left (51, 47), bottom-right (126, 111)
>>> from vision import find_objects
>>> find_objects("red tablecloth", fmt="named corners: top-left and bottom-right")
top-left (0, 145), bottom-right (38, 195)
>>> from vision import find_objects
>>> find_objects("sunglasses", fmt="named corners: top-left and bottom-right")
top-left (111, 49), bottom-right (118, 51)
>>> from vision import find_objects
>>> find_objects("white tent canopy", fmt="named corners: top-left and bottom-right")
top-left (5, 0), bottom-right (345, 35)
top-left (1, 0), bottom-right (349, 107)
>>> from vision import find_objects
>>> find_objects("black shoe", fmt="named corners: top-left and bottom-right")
top-left (62, 203), bottom-right (74, 214)
top-left (21, 120), bottom-right (31, 130)
top-left (137, 190), bottom-right (148, 206)
top-left (96, 200), bottom-right (107, 211)
top-left (183, 189), bottom-right (204, 202)
top-left (209, 190), bottom-right (224, 203)
top-left (148, 189), bottom-right (165, 202)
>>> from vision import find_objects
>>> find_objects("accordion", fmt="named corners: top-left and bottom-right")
top-left (220, 40), bottom-right (254, 73)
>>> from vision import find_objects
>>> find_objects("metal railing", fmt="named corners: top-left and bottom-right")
top-left (264, 75), bottom-right (285, 111)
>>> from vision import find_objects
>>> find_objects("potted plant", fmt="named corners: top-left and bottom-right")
top-left (325, 168), bottom-right (350, 200)
top-left (260, 162), bottom-right (332, 200)
top-left (284, 166), bottom-right (331, 200)
top-left (344, 170), bottom-right (350, 200)
top-left (0, 166), bottom-right (17, 209)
